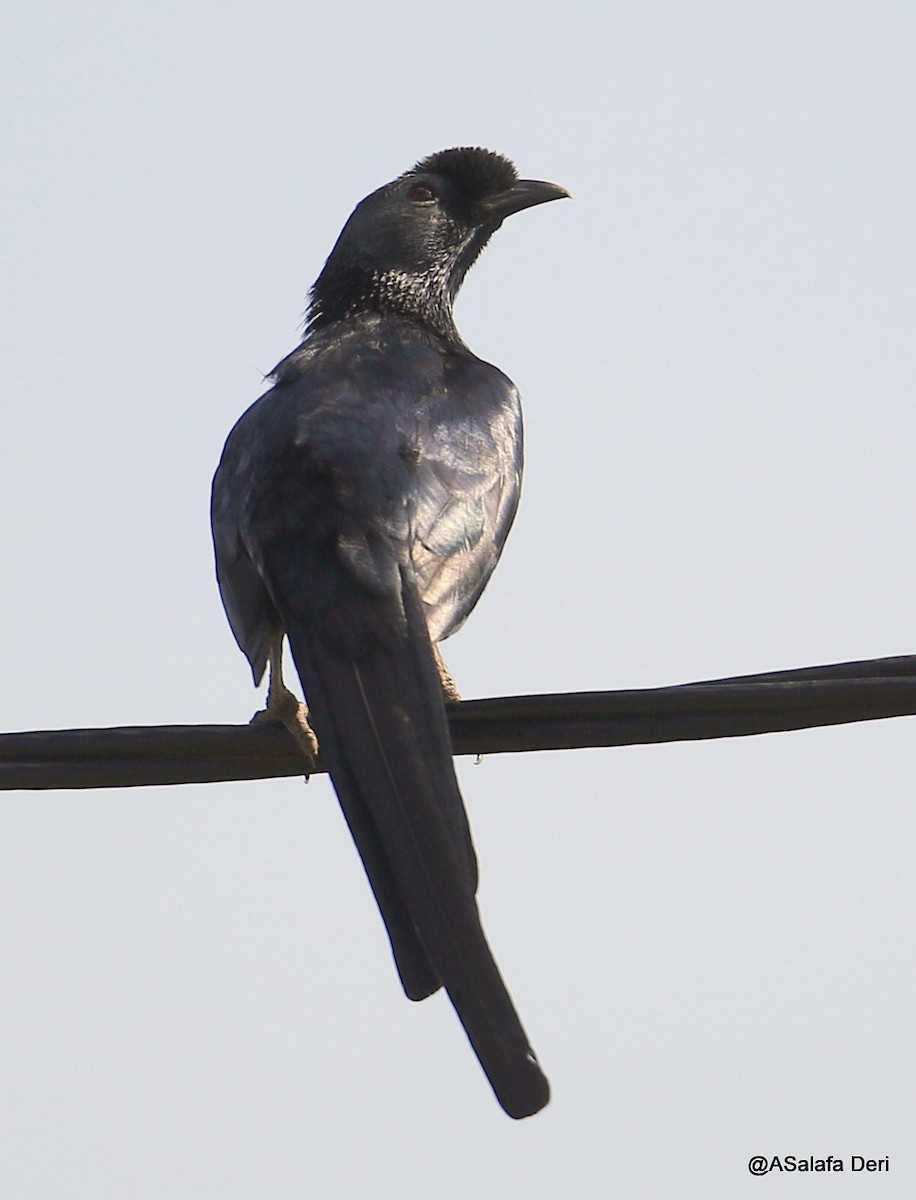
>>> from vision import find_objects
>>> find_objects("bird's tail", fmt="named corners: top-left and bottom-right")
top-left (277, 565), bottom-right (549, 1118)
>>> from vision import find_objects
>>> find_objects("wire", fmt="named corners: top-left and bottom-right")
top-left (3, 654), bottom-right (915, 791)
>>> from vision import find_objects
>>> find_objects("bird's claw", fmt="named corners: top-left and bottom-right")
top-left (251, 685), bottom-right (320, 767)
top-left (434, 645), bottom-right (462, 703)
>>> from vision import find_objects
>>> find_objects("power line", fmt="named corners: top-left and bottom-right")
top-left (3, 654), bottom-right (915, 792)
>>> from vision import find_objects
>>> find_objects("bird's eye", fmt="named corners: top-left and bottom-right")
top-left (408, 182), bottom-right (436, 203)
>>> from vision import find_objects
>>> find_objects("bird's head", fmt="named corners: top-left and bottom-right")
top-left (306, 147), bottom-right (569, 344)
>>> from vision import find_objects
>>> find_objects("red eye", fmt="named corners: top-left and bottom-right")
top-left (408, 182), bottom-right (435, 203)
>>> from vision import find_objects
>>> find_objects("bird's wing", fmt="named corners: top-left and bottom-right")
top-left (410, 370), bottom-right (523, 643)
top-left (211, 466), bottom-right (277, 685)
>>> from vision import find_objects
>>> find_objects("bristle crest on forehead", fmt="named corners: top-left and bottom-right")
top-left (406, 147), bottom-right (518, 200)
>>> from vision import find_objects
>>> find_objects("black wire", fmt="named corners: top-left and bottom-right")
top-left (2, 655), bottom-right (915, 791)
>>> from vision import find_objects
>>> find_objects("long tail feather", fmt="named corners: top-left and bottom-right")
top-left (281, 571), bottom-right (549, 1118)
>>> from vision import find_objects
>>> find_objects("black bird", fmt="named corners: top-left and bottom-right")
top-left (211, 147), bottom-right (568, 1118)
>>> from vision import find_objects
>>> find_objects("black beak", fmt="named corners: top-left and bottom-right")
top-left (477, 179), bottom-right (571, 223)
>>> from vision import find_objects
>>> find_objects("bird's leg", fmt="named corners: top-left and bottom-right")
top-left (251, 632), bottom-right (320, 764)
top-left (433, 644), bottom-right (461, 703)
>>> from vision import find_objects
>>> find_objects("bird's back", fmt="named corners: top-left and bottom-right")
top-left (212, 313), bottom-right (523, 675)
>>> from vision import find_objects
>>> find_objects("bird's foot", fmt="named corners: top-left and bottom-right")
top-left (251, 684), bottom-right (320, 767)
top-left (433, 645), bottom-right (462, 703)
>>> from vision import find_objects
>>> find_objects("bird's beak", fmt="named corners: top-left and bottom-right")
top-left (477, 179), bottom-right (571, 223)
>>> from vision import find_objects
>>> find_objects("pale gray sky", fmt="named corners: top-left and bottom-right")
top-left (3, 3), bottom-right (915, 1196)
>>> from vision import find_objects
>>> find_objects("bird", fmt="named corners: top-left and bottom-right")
top-left (210, 147), bottom-right (568, 1118)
